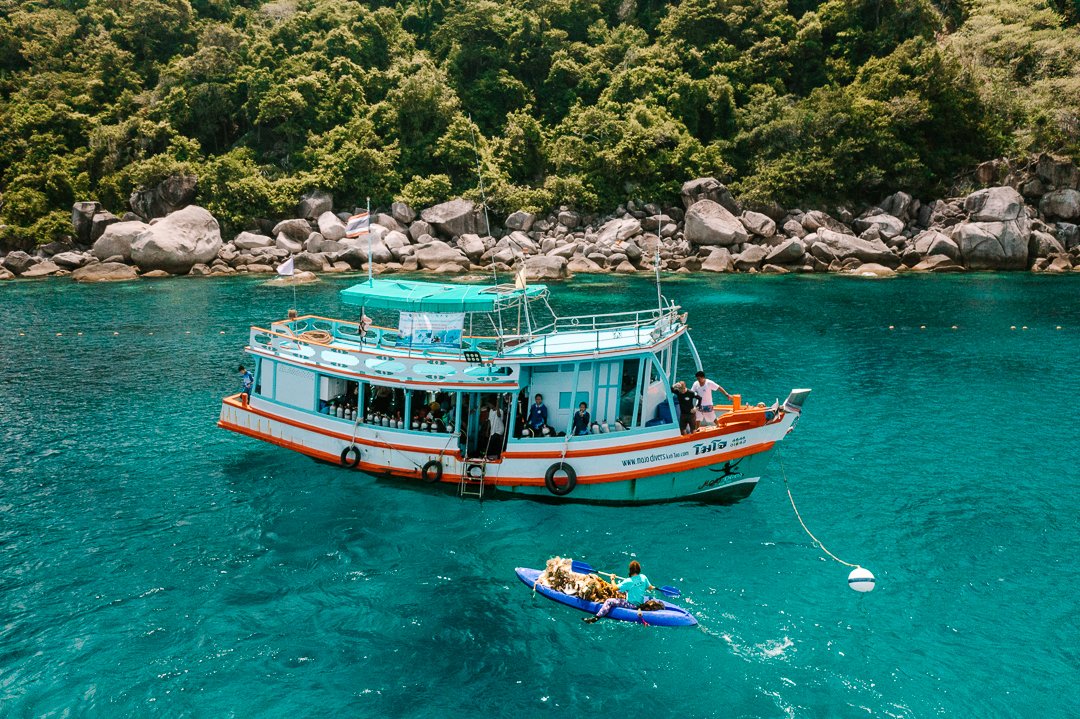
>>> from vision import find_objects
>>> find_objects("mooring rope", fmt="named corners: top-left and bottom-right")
top-left (777, 448), bottom-right (859, 569)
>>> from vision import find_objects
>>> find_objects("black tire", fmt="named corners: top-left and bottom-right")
top-left (340, 445), bottom-right (362, 468)
top-left (544, 462), bottom-right (577, 496)
top-left (421, 459), bottom-right (443, 483)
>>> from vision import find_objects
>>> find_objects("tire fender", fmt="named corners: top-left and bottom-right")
top-left (421, 459), bottom-right (443, 483)
top-left (544, 462), bottom-right (577, 496)
top-left (340, 445), bottom-right (362, 468)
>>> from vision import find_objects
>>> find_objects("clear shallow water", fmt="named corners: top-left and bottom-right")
top-left (1, 273), bottom-right (1078, 717)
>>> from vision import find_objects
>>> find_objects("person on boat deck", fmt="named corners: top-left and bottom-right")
top-left (690, 371), bottom-right (732, 429)
top-left (583, 560), bottom-right (655, 623)
top-left (238, 365), bottom-right (253, 398)
top-left (572, 402), bottom-right (591, 436)
top-left (427, 401), bottom-right (447, 432)
top-left (671, 381), bottom-right (696, 435)
top-left (486, 402), bottom-right (506, 459)
top-left (528, 394), bottom-right (548, 433)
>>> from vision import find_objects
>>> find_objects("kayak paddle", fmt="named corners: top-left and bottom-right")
top-left (570, 560), bottom-right (682, 598)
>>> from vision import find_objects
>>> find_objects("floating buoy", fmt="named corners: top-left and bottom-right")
top-left (888, 325), bottom-right (894, 330)
top-left (848, 567), bottom-right (876, 593)
top-left (113, 332), bottom-right (119, 336)
top-left (1057, 326), bottom-right (1062, 330)
top-left (951, 325), bottom-right (957, 330)
top-left (1022, 326), bottom-right (1028, 330)
top-left (219, 331), bottom-right (225, 334)
top-left (56, 332), bottom-right (62, 336)
top-left (1010, 326), bottom-right (1016, 330)
top-left (920, 325), bottom-right (926, 330)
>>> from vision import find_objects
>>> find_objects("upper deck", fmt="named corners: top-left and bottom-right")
top-left (246, 279), bottom-right (688, 384)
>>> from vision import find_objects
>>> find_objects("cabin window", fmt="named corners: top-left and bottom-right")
top-left (317, 375), bottom-right (359, 418)
top-left (275, 363), bottom-right (316, 410)
top-left (407, 389), bottom-right (456, 433)
top-left (363, 383), bottom-right (405, 427)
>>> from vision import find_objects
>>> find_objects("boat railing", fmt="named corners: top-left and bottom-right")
top-left (535, 304), bottom-right (681, 335)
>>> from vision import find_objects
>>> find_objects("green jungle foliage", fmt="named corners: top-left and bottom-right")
top-left (0, 0), bottom-right (1078, 245)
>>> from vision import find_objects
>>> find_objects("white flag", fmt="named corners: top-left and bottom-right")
top-left (514, 264), bottom-right (527, 290)
top-left (276, 257), bottom-right (295, 276)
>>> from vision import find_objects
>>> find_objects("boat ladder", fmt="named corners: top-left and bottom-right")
top-left (459, 460), bottom-right (487, 500)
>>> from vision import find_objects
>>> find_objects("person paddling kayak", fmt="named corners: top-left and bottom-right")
top-left (583, 560), bottom-right (656, 623)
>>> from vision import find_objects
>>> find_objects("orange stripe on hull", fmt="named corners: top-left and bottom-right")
top-left (219, 409), bottom-right (775, 488)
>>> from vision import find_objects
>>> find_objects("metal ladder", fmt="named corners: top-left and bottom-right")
top-left (459, 459), bottom-right (487, 499)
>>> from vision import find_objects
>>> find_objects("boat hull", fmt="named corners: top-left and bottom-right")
top-left (515, 567), bottom-right (697, 626)
top-left (219, 392), bottom-right (799, 504)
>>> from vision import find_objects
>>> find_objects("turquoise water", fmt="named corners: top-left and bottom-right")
top-left (2, 273), bottom-right (1078, 717)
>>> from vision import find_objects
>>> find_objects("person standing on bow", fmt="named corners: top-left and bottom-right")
top-left (671, 381), bottom-right (696, 434)
top-left (691, 371), bottom-right (732, 429)
top-left (238, 365), bottom-right (254, 398)
top-left (527, 393), bottom-right (548, 434)
top-left (583, 561), bottom-right (656, 623)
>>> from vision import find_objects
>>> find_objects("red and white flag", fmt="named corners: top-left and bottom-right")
top-left (345, 212), bottom-right (370, 238)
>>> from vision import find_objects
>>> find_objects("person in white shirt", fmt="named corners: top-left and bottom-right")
top-left (486, 402), bottom-right (506, 459)
top-left (690, 370), bottom-right (732, 429)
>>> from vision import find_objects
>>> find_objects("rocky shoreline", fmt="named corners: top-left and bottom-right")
top-left (2, 156), bottom-right (1079, 283)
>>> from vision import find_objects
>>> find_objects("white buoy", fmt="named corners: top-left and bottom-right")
top-left (848, 566), bottom-right (876, 592)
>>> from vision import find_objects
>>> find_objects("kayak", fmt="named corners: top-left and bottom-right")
top-left (515, 567), bottom-right (698, 627)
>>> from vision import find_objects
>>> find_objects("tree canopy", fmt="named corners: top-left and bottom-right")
top-left (0, 0), bottom-right (1077, 245)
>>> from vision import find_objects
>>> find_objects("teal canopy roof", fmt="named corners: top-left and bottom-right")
top-left (340, 279), bottom-right (548, 313)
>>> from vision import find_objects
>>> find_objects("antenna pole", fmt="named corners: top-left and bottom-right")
top-left (366, 196), bottom-right (373, 285)
top-left (654, 205), bottom-right (663, 313)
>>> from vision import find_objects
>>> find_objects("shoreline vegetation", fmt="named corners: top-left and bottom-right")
top-left (1, 160), bottom-right (1079, 282)
top-left (1, 0), bottom-right (1079, 264)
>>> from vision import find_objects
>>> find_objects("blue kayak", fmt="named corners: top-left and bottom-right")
top-left (515, 567), bottom-right (698, 627)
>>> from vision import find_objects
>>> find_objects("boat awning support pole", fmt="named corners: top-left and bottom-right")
top-left (685, 330), bottom-right (704, 373)
top-left (365, 196), bottom-right (372, 285)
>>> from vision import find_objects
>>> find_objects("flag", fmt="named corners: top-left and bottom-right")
top-left (514, 264), bottom-right (527, 290)
top-left (345, 212), bottom-right (370, 238)
top-left (276, 257), bottom-right (294, 276)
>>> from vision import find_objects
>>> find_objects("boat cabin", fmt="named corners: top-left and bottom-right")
top-left (244, 278), bottom-right (698, 460)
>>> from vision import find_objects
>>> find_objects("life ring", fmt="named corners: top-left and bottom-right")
top-left (340, 445), bottom-right (361, 468)
top-left (421, 459), bottom-right (443, 483)
top-left (300, 329), bottom-right (333, 344)
top-left (544, 462), bottom-right (577, 496)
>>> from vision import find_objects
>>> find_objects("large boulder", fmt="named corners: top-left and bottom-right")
top-left (964, 186), bottom-right (1025, 222)
top-left (853, 213), bottom-right (905, 240)
top-left (130, 205), bottom-right (222, 274)
top-left (317, 211), bottom-right (347, 241)
top-left (810, 228), bottom-right (898, 267)
top-left (953, 218), bottom-right (1030, 270)
top-left (72, 201), bottom-right (101, 244)
top-left (700, 247), bottom-right (735, 273)
top-left (524, 255), bottom-right (568, 280)
top-left (391, 201), bottom-right (416, 225)
top-left (1057, 222), bottom-right (1080, 250)
top-left (457, 233), bottom-right (487, 262)
top-left (1029, 230), bottom-right (1065, 258)
top-left (911, 254), bottom-right (965, 273)
top-left (2, 251), bottom-right (38, 275)
top-left (879, 191), bottom-right (914, 221)
top-left (90, 211), bottom-right (120, 243)
top-left (801, 210), bottom-right (850, 234)
top-left (1039, 189), bottom-right (1080, 221)
top-left (296, 190), bottom-right (333, 220)
top-left (594, 218), bottom-right (643, 246)
top-left (415, 240), bottom-right (470, 270)
top-left (911, 230), bottom-right (961, 261)
top-left (1035, 153), bottom-right (1079, 190)
top-left (51, 251), bottom-right (92, 269)
top-left (72, 261), bottom-right (139, 282)
top-left (505, 210), bottom-right (536, 232)
top-left (685, 199), bottom-right (749, 246)
top-left (421, 199), bottom-right (480, 238)
top-left (847, 263), bottom-right (896, 278)
top-left (740, 211), bottom-right (777, 238)
top-left (567, 255), bottom-right (606, 274)
top-left (129, 174), bottom-right (197, 220)
top-left (733, 244), bottom-right (769, 271)
top-left (91, 221), bottom-right (148, 261)
top-left (272, 219), bottom-right (312, 243)
top-left (292, 251), bottom-right (332, 273)
top-left (681, 177), bottom-right (739, 214)
top-left (275, 234), bottom-right (303, 254)
top-left (765, 238), bottom-right (806, 264)
top-left (233, 231), bottom-right (274, 250)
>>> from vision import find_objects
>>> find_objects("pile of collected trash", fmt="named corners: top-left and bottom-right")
top-left (536, 557), bottom-right (621, 602)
